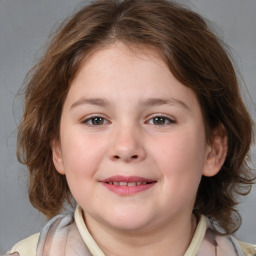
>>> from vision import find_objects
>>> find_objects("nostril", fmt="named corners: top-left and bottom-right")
top-left (113, 155), bottom-right (138, 160)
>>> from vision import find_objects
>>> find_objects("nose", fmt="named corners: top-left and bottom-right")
top-left (108, 125), bottom-right (146, 163)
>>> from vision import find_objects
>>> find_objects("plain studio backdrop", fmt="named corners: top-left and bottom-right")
top-left (0, 0), bottom-right (255, 253)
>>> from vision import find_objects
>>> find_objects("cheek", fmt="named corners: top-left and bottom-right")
top-left (152, 128), bottom-right (207, 187)
top-left (151, 133), bottom-right (205, 210)
top-left (60, 131), bottom-right (107, 177)
top-left (61, 133), bottom-right (108, 204)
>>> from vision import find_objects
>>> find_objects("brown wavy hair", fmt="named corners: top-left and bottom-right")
top-left (17, 0), bottom-right (255, 235)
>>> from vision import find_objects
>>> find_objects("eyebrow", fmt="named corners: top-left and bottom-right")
top-left (71, 97), bottom-right (111, 109)
top-left (138, 98), bottom-right (190, 110)
top-left (70, 97), bottom-right (190, 111)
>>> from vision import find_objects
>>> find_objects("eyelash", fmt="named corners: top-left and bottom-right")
top-left (81, 115), bottom-right (176, 126)
top-left (82, 115), bottom-right (109, 126)
top-left (146, 115), bottom-right (176, 125)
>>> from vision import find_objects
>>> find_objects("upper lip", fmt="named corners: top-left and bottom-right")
top-left (101, 175), bottom-right (156, 183)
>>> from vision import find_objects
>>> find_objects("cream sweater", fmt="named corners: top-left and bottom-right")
top-left (6, 206), bottom-right (256, 256)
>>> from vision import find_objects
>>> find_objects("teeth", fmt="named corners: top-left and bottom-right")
top-left (128, 182), bottom-right (136, 186)
top-left (107, 181), bottom-right (149, 186)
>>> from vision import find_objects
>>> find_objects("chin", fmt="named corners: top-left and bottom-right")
top-left (102, 210), bottom-right (154, 233)
top-left (110, 220), bottom-right (151, 233)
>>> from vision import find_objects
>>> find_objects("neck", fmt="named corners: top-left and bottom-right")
top-left (84, 213), bottom-right (197, 256)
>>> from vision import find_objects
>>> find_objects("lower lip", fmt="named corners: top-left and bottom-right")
top-left (102, 182), bottom-right (156, 196)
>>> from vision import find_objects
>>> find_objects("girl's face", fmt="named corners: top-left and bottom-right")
top-left (52, 43), bottom-right (221, 233)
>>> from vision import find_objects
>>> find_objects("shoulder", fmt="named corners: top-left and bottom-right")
top-left (7, 233), bottom-right (40, 256)
top-left (214, 231), bottom-right (256, 256)
top-left (5, 214), bottom-right (73, 256)
top-left (198, 216), bottom-right (256, 256)
top-left (237, 240), bottom-right (256, 256)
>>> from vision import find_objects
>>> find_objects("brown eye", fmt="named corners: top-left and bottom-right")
top-left (153, 117), bottom-right (166, 125)
top-left (83, 117), bottom-right (107, 126)
top-left (147, 116), bottom-right (175, 125)
top-left (92, 117), bottom-right (104, 125)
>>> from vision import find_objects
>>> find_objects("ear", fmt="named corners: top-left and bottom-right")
top-left (203, 124), bottom-right (228, 177)
top-left (51, 139), bottom-right (65, 175)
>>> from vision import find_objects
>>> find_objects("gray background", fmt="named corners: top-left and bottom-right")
top-left (0, 0), bottom-right (255, 253)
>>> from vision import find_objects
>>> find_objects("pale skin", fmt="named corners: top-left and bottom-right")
top-left (52, 43), bottom-right (228, 256)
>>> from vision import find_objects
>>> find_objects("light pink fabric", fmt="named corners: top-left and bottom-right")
top-left (197, 227), bottom-right (245, 255)
top-left (3, 213), bottom-right (246, 256)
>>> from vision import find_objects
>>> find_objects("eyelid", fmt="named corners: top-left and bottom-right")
top-left (80, 113), bottom-right (176, 126)
top-left (81, 114), bottom-right (111, 125)
top-left (145, 114), bottom-right (176, 125)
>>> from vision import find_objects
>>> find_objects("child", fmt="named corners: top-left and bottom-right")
top-left (3, 0), bottom-right (256, 255)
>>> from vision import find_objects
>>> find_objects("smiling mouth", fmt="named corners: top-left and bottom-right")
top-left (101, 176), bottom-right (156, 195)
top-left (105, 181), bottom-right (151, 186)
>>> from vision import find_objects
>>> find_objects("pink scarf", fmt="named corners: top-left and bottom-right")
top-left (33, 213), bottom-right (245, 256)
top-left (5, 212), bottom-right (246, 255)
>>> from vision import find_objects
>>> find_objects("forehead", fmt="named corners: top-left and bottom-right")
top-left (74, 42), bottom-right (168, 79)
top-left (66, 43), bottom-right (200, 112)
